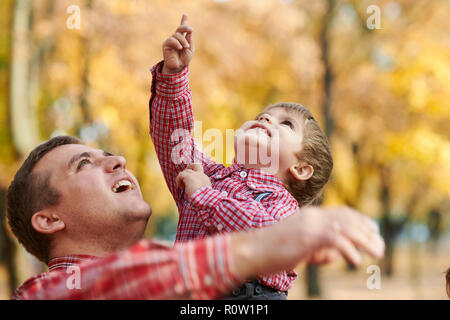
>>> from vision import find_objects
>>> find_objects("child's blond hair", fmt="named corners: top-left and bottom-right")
top-left (265, 102), bottom-right (333, 206)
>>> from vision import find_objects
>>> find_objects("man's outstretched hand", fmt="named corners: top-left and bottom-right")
top-left (162, 14), bottom-right (194, 74)
top-left (231, 206), bottom-right (385, 280)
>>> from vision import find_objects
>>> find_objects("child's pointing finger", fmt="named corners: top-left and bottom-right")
top-left (176, 25), bottom-right (193, 35)
top-left (180, 13), bottom-right (188, 26)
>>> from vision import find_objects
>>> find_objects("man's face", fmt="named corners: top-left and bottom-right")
top-left (33, 143), bottom-right (151, 250)
top-left (234, 107), bottom-right (304, 180)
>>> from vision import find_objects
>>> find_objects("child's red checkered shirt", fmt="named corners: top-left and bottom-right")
top-left (149, 61), bottom-right (299, 292)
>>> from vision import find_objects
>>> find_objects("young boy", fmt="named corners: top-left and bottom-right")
top-left (149, 14), bottom-right (333, 299)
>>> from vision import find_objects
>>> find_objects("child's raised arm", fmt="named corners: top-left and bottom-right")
top-left (149, 14), bottom-right (223, 206)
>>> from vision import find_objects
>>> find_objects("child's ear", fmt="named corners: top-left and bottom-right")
top-left (31, 209), bottom-right (65, 235)
top-left (289, 163), bottom-right (314, 181)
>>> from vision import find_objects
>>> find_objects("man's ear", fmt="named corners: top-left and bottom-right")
top-left (289, 162), bottom-right (314, 181)
top-left (31, 209), bottom-right (65, 235)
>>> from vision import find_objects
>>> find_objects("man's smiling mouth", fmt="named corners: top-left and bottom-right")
top-left (112, 179), bottom-right (133, 193)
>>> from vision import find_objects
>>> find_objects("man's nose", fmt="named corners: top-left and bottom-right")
top-left (258, 114), bottom-right (273, 124)
top-left (103, 155), bottom-right (127, 173)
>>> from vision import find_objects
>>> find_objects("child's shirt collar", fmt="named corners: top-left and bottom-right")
top-left (210, 162), bottom-right (286, 193)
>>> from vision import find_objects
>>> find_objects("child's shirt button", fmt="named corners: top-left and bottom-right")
top-left (240, 171), bottom-right (247, 178)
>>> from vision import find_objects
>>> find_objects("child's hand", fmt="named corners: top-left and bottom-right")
top-left (162, 13), bottom-right (194, 74)
top-left (176, 163), bottom-right (211, 197)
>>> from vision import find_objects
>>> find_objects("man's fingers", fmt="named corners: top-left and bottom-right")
top-left (333, 235), bottom-right (362, 266)
top-left (333, 208), bottom-right (385, 259)
top-left (308, 248), bottom-right (340, 265)
top-left (345, 207), bottom-right (379, 233)
top-left (354, 221), bottom-right (385, 258)
top-left (341, 225), bottom-right (384, 259)
top-left (365, 217), bottom-right (380, 233)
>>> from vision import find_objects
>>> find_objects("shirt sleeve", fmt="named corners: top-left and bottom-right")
top-left (13, 236), bottom-right (240, 300)
top-left (149, 61), bottom-right (223, 205)
top-left (189, 186), bottom-right (299, 232)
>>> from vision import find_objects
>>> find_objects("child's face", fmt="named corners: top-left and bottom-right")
top-left (234, 106), bottom-right (306, 182)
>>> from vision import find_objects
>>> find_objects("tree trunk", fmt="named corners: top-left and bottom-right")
top-left (10, 0), bottom-right (39, 156)
top-left (0, 188), bottom-right (18, 296)
top-left (9, 0), bottom-right (49, 291)
top-left (320, 0), bottom-right (335, 138)
top-left (378, 165), bottom-right (407, 277)
top-left (74, 0), bottom-right (93, 136)
top-left (305, 0), bottom-right (335, 298)
top-left (4, 0), bottom-right (37, 296)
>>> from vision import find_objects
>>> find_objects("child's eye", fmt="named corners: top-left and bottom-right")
top-left (77, 159), bottom-right (91, 170)
top-left (281, 120), bottom-right (293, 128)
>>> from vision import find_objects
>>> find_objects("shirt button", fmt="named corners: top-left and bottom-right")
top-left (249, 183), bottom-right (256, 189)
top-left (217, 224), bottom-right (224, 231)
top-left (221, 191), bottom-right (228, 197)
top-left (203, 275), bottom-right (213, 286)
top-left (174, 283), bottom-right (183, 294)
top-left (240, 171), bottom-right (247, 178)
top-left (216, 174), bottom-right (222, 179)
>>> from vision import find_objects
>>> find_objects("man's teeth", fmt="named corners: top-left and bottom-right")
top-left (112, 180), bottom-right (132, 193)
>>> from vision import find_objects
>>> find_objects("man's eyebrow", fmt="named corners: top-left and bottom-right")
top-left (67, 151), bottom-right (114, 169)
top-left (67, 152), bottom-right (92, 169)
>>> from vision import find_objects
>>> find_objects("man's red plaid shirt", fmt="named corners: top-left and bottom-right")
top-left (149, 61), bottom-right (299, 292)
top-left (12, 236), bottom-right (239, 299)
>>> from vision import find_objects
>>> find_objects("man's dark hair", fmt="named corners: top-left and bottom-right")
top-left (7, 136), bottom-right (82, 262)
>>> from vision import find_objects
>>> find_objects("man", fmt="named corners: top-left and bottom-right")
top-left (6, 136), bottom-right (384, 299)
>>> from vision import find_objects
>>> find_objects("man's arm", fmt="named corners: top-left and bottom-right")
top-left (149, 14), bottom-right (221, 204)
top-left (13, 236), bottom-right (240, 300)
top-left (230, 206), bottom-right (386, 277)
top-left (14, 206), bottom-right (385, 300)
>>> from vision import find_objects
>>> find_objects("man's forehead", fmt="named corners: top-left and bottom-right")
top-left (33, 143), bottom-right (97, 172)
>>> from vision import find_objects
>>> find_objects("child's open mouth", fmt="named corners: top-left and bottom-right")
top-left (247, 123), bottom-right (272, 137)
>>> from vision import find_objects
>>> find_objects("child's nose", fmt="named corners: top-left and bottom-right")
top-left (258, 114), bottom-right (272, 124)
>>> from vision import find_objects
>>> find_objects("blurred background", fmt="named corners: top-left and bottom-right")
top-left (0, 0), bottom-right (449, 299)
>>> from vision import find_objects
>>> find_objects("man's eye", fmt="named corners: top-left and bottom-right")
top-left (77, 159), bottom-right (91, 170)
top-left (281, 120), bottom-right (293, 128)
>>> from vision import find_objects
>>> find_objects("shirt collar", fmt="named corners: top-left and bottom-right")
top-left (47, 255), bottom-right (98, 272)
top-left (212, 163), bottom-right (286, 192)
top-left (212, 163), bottom-right (243, 180)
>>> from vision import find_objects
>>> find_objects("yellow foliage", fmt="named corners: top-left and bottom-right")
top-left (1, 0), bottom-right (449, 228)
